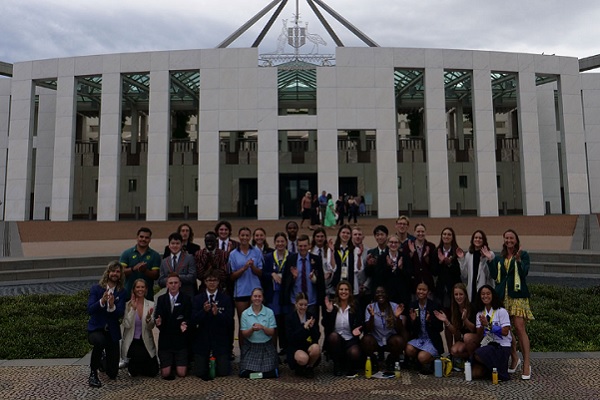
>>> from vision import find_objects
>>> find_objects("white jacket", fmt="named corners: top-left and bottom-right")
top-left (459, 251), bottom-right (495, 301)
top-left (122, 298), bottom-right (157, 358)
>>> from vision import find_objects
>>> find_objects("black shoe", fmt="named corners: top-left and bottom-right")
top-left (89, 370), bottom-right (102, 388)
top-left (419, 363), bottom-right (433, 375)
top-left (305, 366), bottom-right (315, 379)
top-left (294, 366), bottom-right (306, 377)
top-left (333, 363), bottom-right (343, 377)
top-left (162, 374), bottom-right (176, 381)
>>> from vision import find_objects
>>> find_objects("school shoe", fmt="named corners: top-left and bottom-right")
top-left (508, 357), bottom-right (522, 374)
top-left (88, 370), bottom-right (102, 388)
top-left (305, 366), bottom-right (315, 379)
top-left (119, 359), bottom-right (129, 369)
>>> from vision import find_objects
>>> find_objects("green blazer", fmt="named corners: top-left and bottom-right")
top-left (487, 250), bottom-right (530, 299)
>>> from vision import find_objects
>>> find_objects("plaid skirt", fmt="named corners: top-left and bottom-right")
top-left (240, 340), bottom-right (278, 372)
top-left (504, 288), bottom-right (534, 321)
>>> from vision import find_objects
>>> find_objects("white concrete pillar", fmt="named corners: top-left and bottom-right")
top-left (557, 70), bottom-right (590, 214)
top-left (424, 64), bottom-right (450, 217)
top-left (6, 75), bottom-right (35, 221)
top-left (33, 88), bottom-right (57, 219)
top-left (131, 104), bottom-right (139, 154)
top-left (472, 64), bottom-right (499, 216)
top-left (97, 72), bottom-right (122, 221)
top-left (537, 83), bottom-right (562, 214)
top-left (146, 69), bottom-right (170, 221)
top-left (516, 59), bottom-right (545, 215)
top-left (0, 79), bottom-right (11, 220)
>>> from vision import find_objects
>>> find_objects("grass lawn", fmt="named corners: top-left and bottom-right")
top-left (0, 284), bottom-right (598, 359)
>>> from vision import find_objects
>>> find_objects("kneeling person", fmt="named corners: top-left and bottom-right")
top-left (155, 273), bottom-right (192, 379)
top-left (191, 271), bottom-right (234, 380)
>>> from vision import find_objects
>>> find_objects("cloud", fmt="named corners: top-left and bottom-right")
top-left (1, 0), bottom-right (600, 63)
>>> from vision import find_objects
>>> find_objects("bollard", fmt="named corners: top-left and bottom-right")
top-left (135, 206), bottom-right (140, 220)
top-left (407, 203), bottom-right (413, 218)
top-left (502, 201), bottom-right (508, 216)
top-left (88, 206), bottom-right (94, 220)
top-left (184, 206), bottom-right (189, 220)
top-left (545, 201), bottom-right (551, 215)
top-left (45, 207), bottom-right (50, 221)
top-left (456, 202), bottom-right (462, 217)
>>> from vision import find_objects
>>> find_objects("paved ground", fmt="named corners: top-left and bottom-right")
top-left (1, 353), bottom-right (599, 400)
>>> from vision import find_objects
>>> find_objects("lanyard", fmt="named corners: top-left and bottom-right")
top-left (274, 250), bottom-right (288, 272)
top-left (337, 248), bottom-right (349, 265)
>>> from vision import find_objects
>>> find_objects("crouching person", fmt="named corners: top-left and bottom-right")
top-left (191, 271), bottom-right (234, 380)
top-left (155, 272), bottom-right (192, 380)
top-left (87, 261), bottom-right (126, 387)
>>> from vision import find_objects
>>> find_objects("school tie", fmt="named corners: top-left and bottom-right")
top-left (291, 242), bottom-right (296, 253)
top-left (210, 294), bottom-right (215, 304)
top-left (172, 255), bottom-right (178, 268)
top-left (318, 248), bottom-right (322, 258)
top-left (301, 258), bottom-right (308, 293)
top-left (170, 296), bottom-right (175, 312)
top-left (221, 241), bottom-right (226, 251)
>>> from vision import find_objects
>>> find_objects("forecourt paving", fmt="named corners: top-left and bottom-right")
top-left (0, 353), bottom-right (599, 400)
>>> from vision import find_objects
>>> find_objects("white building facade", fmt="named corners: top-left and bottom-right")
top-left (0, 46), bottom-right (596, 221)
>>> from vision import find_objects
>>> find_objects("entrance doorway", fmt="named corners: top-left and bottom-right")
top-left (339, 177), bottom-right (358, 198)
top-left (239, 178), bottom-right (257, 217)
top-left (279, 174), bottom-right (317, 218)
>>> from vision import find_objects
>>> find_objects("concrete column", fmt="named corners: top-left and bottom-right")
top-left (131, 104), bottom-right (139, 154)
top-left (146, 69), bottom-right (170, 221)
top-left (6, 77), bottom-right (35, 221)
top-left (424, 65), bottom-right (450, 217)
top-left (257, 129), bottom-right (279, 219)
top-left (557, 70), bottom-right (590, 214)
top-left (97, 72), bottom-right (122, 221)
top-left (537, 83), bottom-right (562, 214)
top-left (516, 60), bottom-right (545, 215)
top-left (472, 65), bottom-right (499, 216)
top-left (307, 130), bottom-right (316, 152)
top-left (456, 103), bottom-right (465, 150)
top-left (257, 67), bottom-right (279, 220)
top-left (33, 88), bottom-right (57, 219)
top-left (0, 79), bottom-right (12, 220)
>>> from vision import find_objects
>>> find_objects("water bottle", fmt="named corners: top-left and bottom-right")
top-left (209, 353), bottom-right (216, 380)
top-left (492, 367), bottom-right (498, 384)
top-left (394, 361), bottom-right (401, 378)
top-left (365, 356), bottom-right (372, 378)
top-left (434, 359), bottom-right (442, 377)
top-left (464, 361), bottom-right (472, 381)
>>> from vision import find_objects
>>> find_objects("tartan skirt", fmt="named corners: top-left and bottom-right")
top-left (240, 339), bottom-right (278, 372)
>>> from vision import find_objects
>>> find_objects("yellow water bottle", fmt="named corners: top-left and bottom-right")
top-left (365, 356), bottom-right (372, 378)
top-left (492, 367), bottom-right (498, 384)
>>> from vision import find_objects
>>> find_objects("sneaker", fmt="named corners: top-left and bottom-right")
top-left (119, 359), bottom-right (128, 369)
top-left (345, 371), bottom-right (358, 378)
top-left (88, 370), bottom-right (102, 388)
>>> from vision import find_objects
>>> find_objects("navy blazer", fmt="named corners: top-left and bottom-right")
top-left (330, 247), bottom-right (355, 292)
top-left (262, 250), bottom-right (291, 305)
top-left (285, 310), bottom-right (321, 368)
top-left (366, 247), bottom-right (411, 307)
top-left (190, 290), bottom-right (234, 356)
top-left (87, 284), bottom-right (126, 342)
top-left (322, 302), bottom-right (364, 342)
top-left (281, 252), bottom-right (326, 307)
top-left (154, 291), bottom-right (192, 350)
top-left (408, 299), bottom-right (444, 355)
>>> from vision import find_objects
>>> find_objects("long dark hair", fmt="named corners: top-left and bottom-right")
top-left (501, 229), bottom-right (521, 258)
top-left (437, 226), bottom-right (458, 251)
top-left (334, 224), bottom-right (355, 252)
top-left (450, 283), bottom-right (472, 329)
top-left (311, 227), bottom-right (327, 248)
top-left (334, 280), bottom-right (356, 313)
top-left (476, 284), bottom-right (502, 311)
top-left (468, 230), bottom-right (489, 254)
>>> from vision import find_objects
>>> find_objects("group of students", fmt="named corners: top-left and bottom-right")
top-left (86, 217), bottom-right (533, 388)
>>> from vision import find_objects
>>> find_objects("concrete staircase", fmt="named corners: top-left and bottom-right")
top-left (0, 255), bottom-right (118, 282)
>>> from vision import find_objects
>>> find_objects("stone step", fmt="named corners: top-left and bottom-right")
top-left (0, 265), bottom-right (107, 282)
top-left (530, 261), bottom-right (600, 275)
top-left (0, 256), bottom-right (117, 272)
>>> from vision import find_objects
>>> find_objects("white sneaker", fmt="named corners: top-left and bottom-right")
top-left (119, 359), bottom-right (129, 369)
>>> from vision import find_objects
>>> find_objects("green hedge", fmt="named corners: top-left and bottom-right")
top-left (0, 284), bottom-right (598, 359)
top-left (0, 290), bottom-right (91, 359)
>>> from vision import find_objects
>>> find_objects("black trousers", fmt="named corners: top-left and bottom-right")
top-left (127, 339), bottom-right (158, 377)
top-left (88, 330), bottom-right (119, 379)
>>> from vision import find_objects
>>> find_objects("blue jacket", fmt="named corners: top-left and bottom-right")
top-left (87, 284), bottom-right (126, 342)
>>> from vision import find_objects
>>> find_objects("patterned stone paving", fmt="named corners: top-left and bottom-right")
top-left (1, 358), bottom-right (599, 400)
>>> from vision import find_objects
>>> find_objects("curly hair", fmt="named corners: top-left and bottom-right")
top-left (99, 261), bottom-right (125, 291)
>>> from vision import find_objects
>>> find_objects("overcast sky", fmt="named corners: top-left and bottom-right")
top-left (1, 0), bottom-right (599, 63)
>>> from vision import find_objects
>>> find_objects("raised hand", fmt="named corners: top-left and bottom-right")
top-left (408, 240), bottom-right (416, 253)
top-left (437, 248), bottom-right (445, 263)
top-left (155, 315), bottom-right (162, 327)
top-left (456, 247), bottom-right (464, 258)
top-left (394, 304), bottom-right (404, 319)
top-left (433, 310), bottom-right (447, 323)
top-left (324, 296), bottom-right (333, 312)
top-left (352, 325), bottom-right (362, 337)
